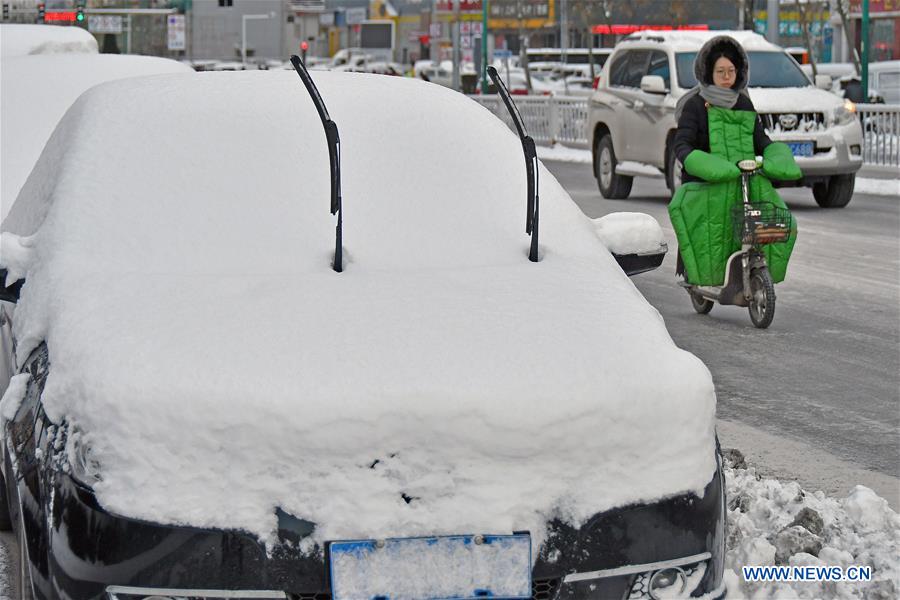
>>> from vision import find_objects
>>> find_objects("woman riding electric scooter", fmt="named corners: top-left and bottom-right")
top-left (669, 35), bottom-right (802, 328)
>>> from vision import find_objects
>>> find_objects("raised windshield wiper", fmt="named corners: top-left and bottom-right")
top-left (290, 55), bottom-right (343, 273)
top-left (487, 66), bottom-right (540, 262)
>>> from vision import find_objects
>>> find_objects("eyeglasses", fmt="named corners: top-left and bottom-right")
top-left (714, 68), bottom-right (736, 78)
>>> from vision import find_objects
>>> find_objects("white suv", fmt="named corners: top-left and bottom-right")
top-left (587, 30), bottom-right (864, 208)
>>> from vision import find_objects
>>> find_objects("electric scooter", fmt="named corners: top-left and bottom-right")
top-left (681, 159), bottom-right (793, 329)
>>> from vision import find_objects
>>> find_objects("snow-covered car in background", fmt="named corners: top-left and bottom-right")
top-left (0, 23), bottom-right (98, 57)
top-left (0, 69), bottom-right (724, 600)
top-left (588, 30), bottom-right (865, 208)
top-left (869, 60), bottom-right (900, 105)
top-left (0, 24), bottom-right (192, 222)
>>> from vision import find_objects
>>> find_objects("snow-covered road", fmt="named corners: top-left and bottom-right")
top-left (545, 158), bottom-right (899, 508)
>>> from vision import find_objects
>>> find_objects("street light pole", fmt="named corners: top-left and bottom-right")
top-left (241, 12), bottom-right (273, 65)
top-left (481, 0), bottom-right (489, 93)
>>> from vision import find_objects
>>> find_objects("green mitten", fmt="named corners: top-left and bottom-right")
top-left (683, 149), bottom-right (741, 182)
top-left (763, 142), bottom-right (803, 181)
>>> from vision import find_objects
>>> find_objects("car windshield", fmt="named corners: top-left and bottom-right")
top-left (676, 51), bottom-right (811, 88)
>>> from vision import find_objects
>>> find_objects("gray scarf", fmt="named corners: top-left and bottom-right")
top-left (674, 84), bottom-right (748, 121)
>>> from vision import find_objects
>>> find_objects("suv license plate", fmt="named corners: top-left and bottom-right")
top-left (329, 534), bottom-right (532, 600)
top-left (787, 141), bottom-right (814, 157)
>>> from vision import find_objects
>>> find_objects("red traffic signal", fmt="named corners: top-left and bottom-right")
top-left (37, 2), bottom-right (45, 22)
top-left (300, 41), bottom-right (308, 52)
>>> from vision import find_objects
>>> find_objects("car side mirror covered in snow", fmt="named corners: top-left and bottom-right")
top-left (640, 75), bottom-right (667, 95)
top-left (815, 74), bottom-right (833, 90)
top-left (593, 213), bottom-right (667, 276)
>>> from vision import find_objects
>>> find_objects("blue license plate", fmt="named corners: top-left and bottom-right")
top-left (787, 141), bottom-right (814, 157)
top-left (329, 533), bottom-right (532, 600)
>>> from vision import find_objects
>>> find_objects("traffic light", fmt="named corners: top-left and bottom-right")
top-left (76, 1), bottom-right (84, 22)
top-left (37, 2), bottom-right (45, 23)
top-left (300, 40), bottom-right (308, 63)
top-left (2, 3), bottom-right (10, 21)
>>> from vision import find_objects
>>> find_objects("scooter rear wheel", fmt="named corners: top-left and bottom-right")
top-left (689, 290), bottom-right (714, 314)
top-left (748, 269), bottom-right (776, 328)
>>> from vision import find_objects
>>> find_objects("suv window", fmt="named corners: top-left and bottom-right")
top-left (676, 51), bottom-right (810, 88)
top-left (609, 50), bottom-right (650, 88)
top-left (647, 51), bottom-right (670, 89)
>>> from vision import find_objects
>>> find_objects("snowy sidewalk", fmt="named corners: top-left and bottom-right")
top-left (535, 145), bottom-right (900, 198)
top-left (721, 449), bottom-right (899, 599)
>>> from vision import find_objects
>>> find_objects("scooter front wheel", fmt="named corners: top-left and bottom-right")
top-left (748, 268), bottom-right (776, 328)
top-left (689, 290), bottom-right (714, 314)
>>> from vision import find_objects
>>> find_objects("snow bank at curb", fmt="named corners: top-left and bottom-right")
top-left (722, 450), bottom-right (900, 599)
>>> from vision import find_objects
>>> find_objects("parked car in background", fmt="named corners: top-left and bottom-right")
top-left (0, 69), bottom-right (724, 600)
top-left (799, 62), bottom-right (885, 103)
top-left (869, 60), bottom-right (900, 104)
top-left (0, 24), bottom-right (192, 222)
top-left (785, 46), bottom-right (810, 65)
top-left (588, 30), bottom-right (864, 208)
top-left (527, 47), bottom-right (613, 73)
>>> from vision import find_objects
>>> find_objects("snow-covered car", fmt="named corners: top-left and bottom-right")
top-left (0, 69), bottom-right (724, 600)
top-left (588, 30), bottom-right (865, 208)
top-left (0, 23), bottom-right (98, 57)
top-left (0, 24), bottom-right (193, 222)
top-left (869, 60), bottom-right (900, 105)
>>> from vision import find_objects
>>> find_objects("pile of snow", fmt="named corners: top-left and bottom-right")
top-left (1, 53), bottom-right (192, 220)
top-left (722, 450), bottom-right (900, 599)
top-left (0, 24), bottom-right (98, 57)
top-left (1, 71), bottom-right (717, 550)
top-left (593, 212), bottom-right (665, 255)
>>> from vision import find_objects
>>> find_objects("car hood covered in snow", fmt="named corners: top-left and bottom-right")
top-left (1, 72), bottom-right (717, 550)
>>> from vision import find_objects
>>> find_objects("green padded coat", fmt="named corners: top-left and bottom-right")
top-left (668, 106), bottom-right (801, 286)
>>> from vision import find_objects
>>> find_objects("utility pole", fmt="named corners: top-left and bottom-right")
top-left (560, 0), bottom-right (567, 64)
top-left (861, 0), bottom-right (869, 99)
top-left (481, 0), bottom-right (489, 93)
top-left (452, 0), bottom-right (460, 90)
top-left (766, 0), bottom-right (779, 46)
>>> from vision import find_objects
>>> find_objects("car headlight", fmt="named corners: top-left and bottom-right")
top-left (628, 561), bottom-right (707, 599)
top-left (834, 99), bottom-right (857, 125)
top-left (68, 428), bottom-right (102, 488)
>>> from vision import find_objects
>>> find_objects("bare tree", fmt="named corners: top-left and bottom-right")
top-left (797, 0), bottom-right (818, 79)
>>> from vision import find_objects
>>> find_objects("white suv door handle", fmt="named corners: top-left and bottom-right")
top-left (633, 99), bottom-right (645, 110)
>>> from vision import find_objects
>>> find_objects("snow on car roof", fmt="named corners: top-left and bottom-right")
top-left (1, 53), bottom-right (192, 221)
top-left (624, 29), bottom-right (781, 53)
top-left (2, 71), bottom-right (716, 549)
top-left (0, 23), bottom-right (98, 57)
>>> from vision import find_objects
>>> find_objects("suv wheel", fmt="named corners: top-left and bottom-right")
top-left (812, 174), bottom-right (855, 208)
top-left (595, 133), bottom-right (633, 199)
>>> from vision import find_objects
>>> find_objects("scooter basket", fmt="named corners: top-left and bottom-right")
top-left (732, 201), bottom-right (793, 245)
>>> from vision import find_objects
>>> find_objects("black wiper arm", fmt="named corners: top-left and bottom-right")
top-left (290, 55), bottom-right (343, 273)
top-left (487, 66), bottom-right (539, 262)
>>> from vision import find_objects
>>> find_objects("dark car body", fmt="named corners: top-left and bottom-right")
top-left (1, 340), bottom-right (725, 600)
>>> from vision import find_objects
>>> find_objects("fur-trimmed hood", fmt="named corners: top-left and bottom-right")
top-left (694, 35), bottom-right (749, 92)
